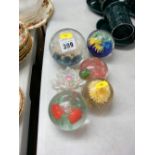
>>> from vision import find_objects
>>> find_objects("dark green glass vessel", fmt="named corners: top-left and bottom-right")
top-left (87, 0), bottom-right (135, 47)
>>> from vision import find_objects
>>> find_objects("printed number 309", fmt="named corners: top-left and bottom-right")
top-left (63, 42), bottom-right (74, 49)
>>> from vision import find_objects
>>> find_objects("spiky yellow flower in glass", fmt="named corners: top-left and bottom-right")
top-left (88, 37), bottom-right (102, 45)
top-left (88, 37), bottom-right (103, 53)
top-left (88, 80), bottom-right (112, 105)
top-left (94, 44), bottom-right (103, 53)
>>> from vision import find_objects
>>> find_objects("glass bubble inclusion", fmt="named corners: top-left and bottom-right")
top-left (49, 91), bottom-right (88, 131)
top-left (87, 30), bottom-right (114, 57)
top-left (79, 57), bottom-right (108, 80)
top-left (50, 28), bottom-right (87, 67)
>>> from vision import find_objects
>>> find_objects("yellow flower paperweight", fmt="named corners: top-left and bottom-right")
top-left (82, 79), bottom-right (113, 108)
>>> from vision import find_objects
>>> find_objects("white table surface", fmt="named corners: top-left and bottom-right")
top-left (37, 0), bottom-right (135, 155)
top-left (19, 31), bottom-right (37, 155)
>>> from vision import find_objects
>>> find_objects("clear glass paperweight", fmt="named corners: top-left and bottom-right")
top-left (50, 28), bottom-right (87, 67)
top-left (49, 91), bottom-right (88, 131)
top-left (52, 67), bottom-right (84, 91)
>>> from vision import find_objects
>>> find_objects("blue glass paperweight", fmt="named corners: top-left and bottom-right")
top-left (87, 30), bottom-right (114, 57)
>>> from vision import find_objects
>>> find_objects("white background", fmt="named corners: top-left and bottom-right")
top-left (0, 0), bottom-right (155, 155)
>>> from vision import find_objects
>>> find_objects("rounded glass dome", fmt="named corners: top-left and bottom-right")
top-left (79, 57), bottom-right (108, 80)
top-left (82, 79), bottom-right (113, 108)
top-left (50, 28), bottom-right (87, 67)
top-left (87, 30), bottom-right (114, 57)
top-left (49, 91), bottom-right (88, 131)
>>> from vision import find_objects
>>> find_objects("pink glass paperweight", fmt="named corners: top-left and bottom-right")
top-left (79, 57), bottom-right (108, 80)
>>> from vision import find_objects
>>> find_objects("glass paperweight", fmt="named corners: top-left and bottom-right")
top-left (79, 57), bottom-right (108, 80)
top-left (52, 67), bottom-right (84, 91)
top-left (87, 30), bottom-right (114, 57)
top-left (49, 91), bottom-right (88, 131)
top-left (50, 28), bottom-right (87, 67)
top-left (82, 79), bottom-right (113, 108)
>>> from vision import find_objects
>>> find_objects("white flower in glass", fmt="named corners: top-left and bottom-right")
top-left (52, 67), bottom-right (85, 91)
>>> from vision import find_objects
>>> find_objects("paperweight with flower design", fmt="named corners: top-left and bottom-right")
top-left (87, 30), bottom-right (114, 57)
top-left (49, 91), bottom-right (88, 131)
top-left (49, 68), bottom-right (88, 131)
top-left (79, 57), bottom-right (108, 80)
top-left (82, 79), bottom-right (113, 109)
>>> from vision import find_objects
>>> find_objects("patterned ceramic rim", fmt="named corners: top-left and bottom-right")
top-left (19, 34), bottom-right (32, 56)
top-left (19, 22), bottom-right (29, 50)
top-left (19, 36), bottom-right (33, 63)
top-left (19, 88), bottom-right (25, 118)
top-left (20, 0), bottom-right (54, 30)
